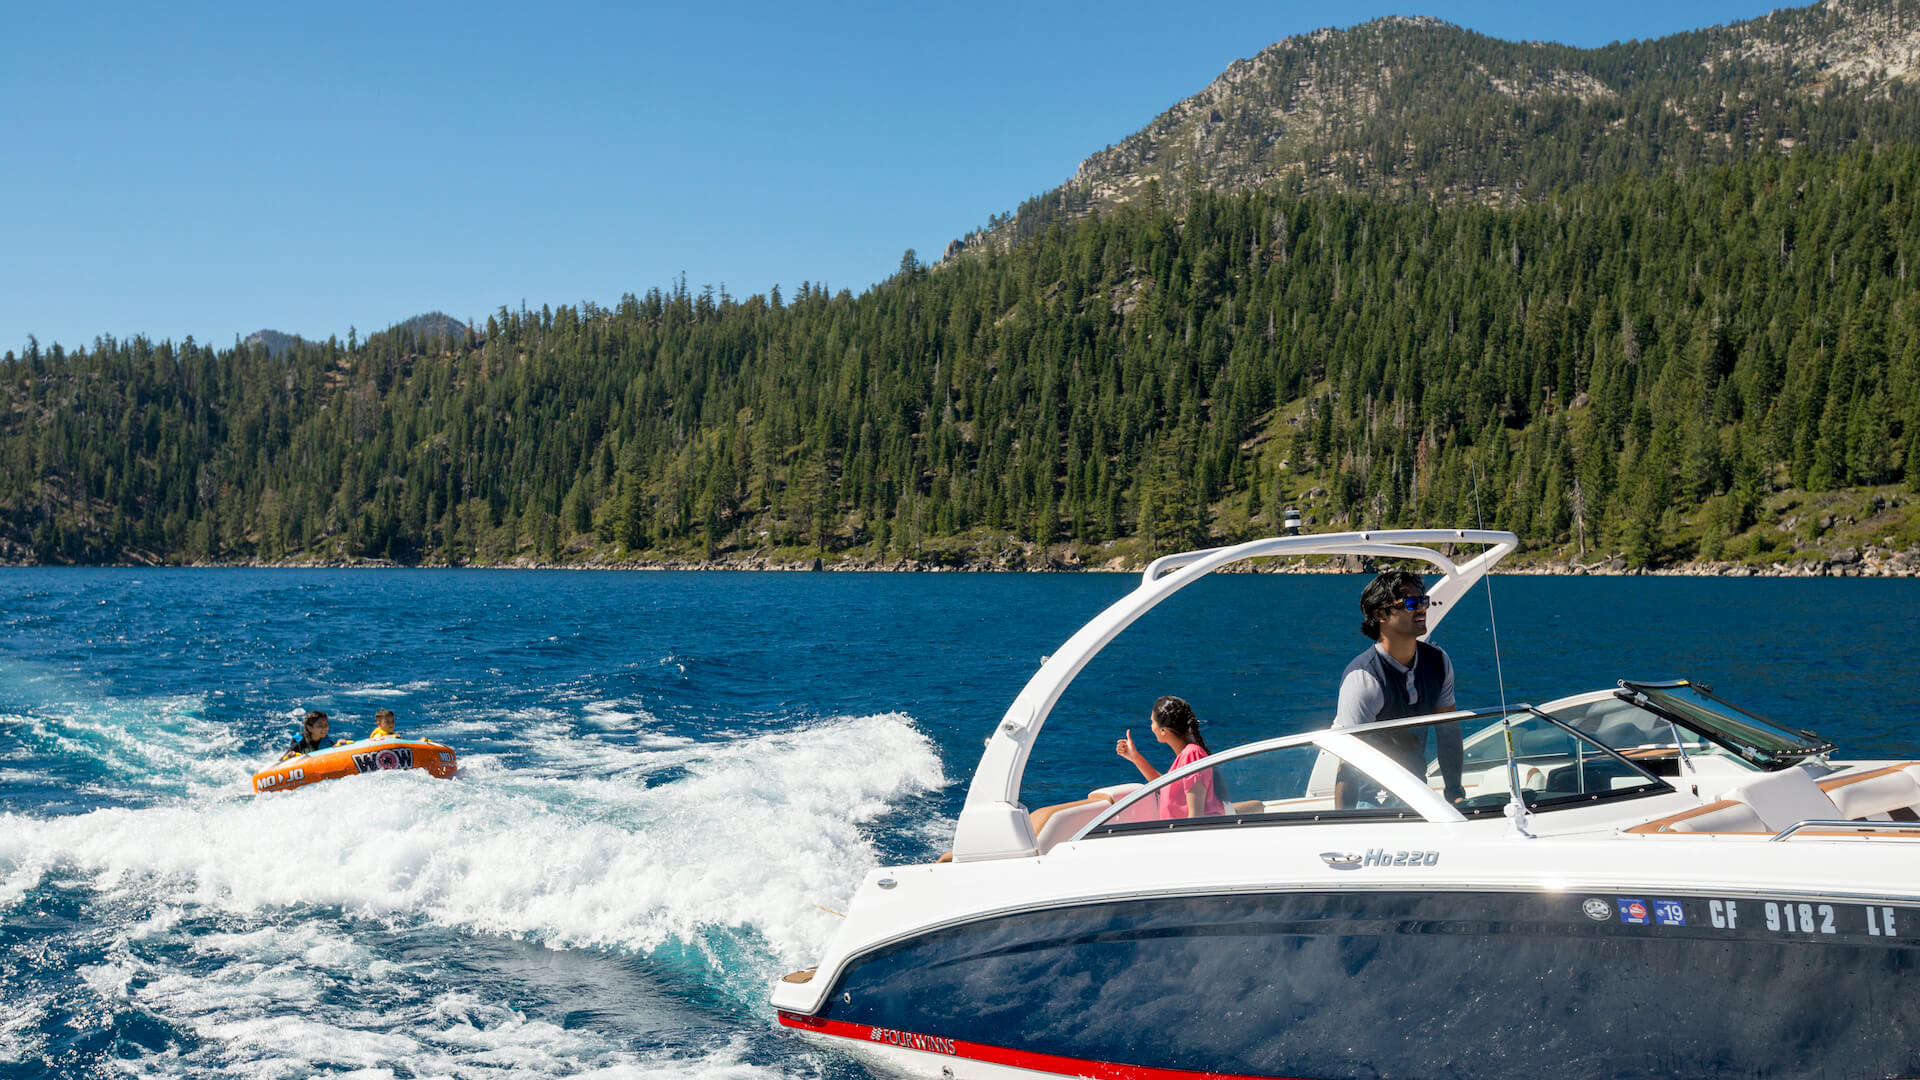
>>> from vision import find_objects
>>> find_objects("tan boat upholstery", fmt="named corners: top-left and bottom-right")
top-left (1632, 767), bottom-right (1844, 835)
top-left (1819, 763), bottom-right (1920, 820)
top-left (1661, 800), bottom-right (1767, 834)
top-left (1032, 798), bottom-right (1114, 855)
top-left (1725, 768), bottom-right (1844, 831)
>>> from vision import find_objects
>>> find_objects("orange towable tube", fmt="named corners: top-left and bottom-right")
top-left (252, 737), bottom-right (458, 793)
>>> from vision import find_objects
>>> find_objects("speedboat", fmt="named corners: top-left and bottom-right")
top-left (252, 734), bottom-right (457, 793)
top-left (771, 530), bottom-right (1920, 1080)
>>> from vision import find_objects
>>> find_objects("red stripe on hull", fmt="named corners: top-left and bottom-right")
top-left (777, 1011), bottom-right (1314, 1080)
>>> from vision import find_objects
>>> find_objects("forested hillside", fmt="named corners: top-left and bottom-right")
top-left (4, 147), bottom-right (1916, 569)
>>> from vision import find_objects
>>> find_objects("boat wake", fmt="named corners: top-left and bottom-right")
top-left (0, 705), bottom-right (947, 1077)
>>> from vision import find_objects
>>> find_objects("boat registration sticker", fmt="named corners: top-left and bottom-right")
top-left (1595, 898), bottom-right (1689, 927)
top-left (1597, 898), bottom-right (1908, 938)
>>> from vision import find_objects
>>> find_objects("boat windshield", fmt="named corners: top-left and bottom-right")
top-left (1083, 710), bottom-right (1668, 838)
top-left (1083, 740), bottom-right (1426, 839)
top-left (1539, 694), bottom-right (1756, 777)
top-left (1616, 680), bottom-right (1834, 769)
top-left (1443, 710), bottom-right (1671, 812)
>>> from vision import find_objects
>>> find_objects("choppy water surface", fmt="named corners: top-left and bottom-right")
top-left (2, 568), bottom-right (1916, 1078)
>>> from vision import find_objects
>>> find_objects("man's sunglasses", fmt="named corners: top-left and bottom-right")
top-left (1393, 594), bottom-right (1432, 611)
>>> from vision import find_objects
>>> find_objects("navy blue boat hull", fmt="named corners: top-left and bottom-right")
top-left (801, 889), bottom-right (1920, 1079)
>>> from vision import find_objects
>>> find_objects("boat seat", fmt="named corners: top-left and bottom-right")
top-left (1726, 767), bottom-right (1843, 831)
top-left (1568, 698), bottom-right (1670, 745)
top-left (1033, 799), bottom-right (1114, 855)
top-left (1467, 764), bottom-right (1544, 796)
top-left (1544, 763), bottom-right (1596, 794)
top-left (1820, 763), bottom-right (1920, 820)
top-left (1632, 768), bottom-right (1844, 835)
top-left (1660, 799), bottom-right (1767, 834)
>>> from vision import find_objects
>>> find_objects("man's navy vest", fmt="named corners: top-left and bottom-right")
top-left (1343, 641), bottom-right (1447, 776)
top-left (1344, 640), bottom-right (1447, 722)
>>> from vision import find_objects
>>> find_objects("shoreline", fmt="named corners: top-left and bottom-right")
top-left (4, 546), bottom-right (1917, 577)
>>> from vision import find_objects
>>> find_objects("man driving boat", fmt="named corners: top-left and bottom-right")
top-left (1333, 570), bottom-right (1466, 806)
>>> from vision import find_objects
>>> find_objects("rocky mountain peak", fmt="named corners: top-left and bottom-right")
top-left (976, 0), bottom-right (1920, 251)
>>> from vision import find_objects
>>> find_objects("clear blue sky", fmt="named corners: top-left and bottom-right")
top-left (2, 0), bottom-right (1784, 354)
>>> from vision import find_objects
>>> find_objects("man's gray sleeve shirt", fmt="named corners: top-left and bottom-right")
top-left (1333, 667), bottom-right (1385, 729)
top-left (1333, 647), bottom-right (1454, 728)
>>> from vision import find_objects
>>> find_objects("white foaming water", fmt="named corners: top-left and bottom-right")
top-left (0, 990), bottom-right (48, 1065)
top-left (3, 711), bottom-right (942, 1077)
top-left (0, 712), bottom-right (944, 985)
top-left (581, 698), bottom-right (660, 730)
top-left (77, 923), bottom-right (803, 1079)
top-left (339, 681), bottom-right (434, 698)
top-left (0, 690), bottom-right (248, 801)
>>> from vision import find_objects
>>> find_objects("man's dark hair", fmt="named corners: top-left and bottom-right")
top-left (1359, 570), bottom-right (1427, 641)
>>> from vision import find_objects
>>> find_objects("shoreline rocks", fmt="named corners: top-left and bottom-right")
top-left (6, 543), bottom-right (1920, 577)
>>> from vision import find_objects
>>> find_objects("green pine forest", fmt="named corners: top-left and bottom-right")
top-left (4, 147), bottom-right (1918, 569)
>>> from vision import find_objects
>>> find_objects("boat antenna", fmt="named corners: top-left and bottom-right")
top-left (1471, 467), bottom-right (1511, 716)
top-left (1473, 465), bottom-right (1531, 838)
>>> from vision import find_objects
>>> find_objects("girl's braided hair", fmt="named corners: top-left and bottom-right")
top-left (1151, 695), bottom-right (1206, 752)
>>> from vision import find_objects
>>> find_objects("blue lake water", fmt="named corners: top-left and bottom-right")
top-left (2, 568), bottom-right (1916, 1078)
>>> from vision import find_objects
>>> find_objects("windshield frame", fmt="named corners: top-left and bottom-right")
top-left (1077, 706), bottom-right (1673, 840)
top-left (951, 531), bottom-right (1520, 863)
top-left (1462, 706), bottom-right (1675, 813)
top-left (1615, 679), bottom-right (1834, 769)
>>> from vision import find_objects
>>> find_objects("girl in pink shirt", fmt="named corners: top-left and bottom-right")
top-left (1115, 695), bottom-right (1227, 819)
